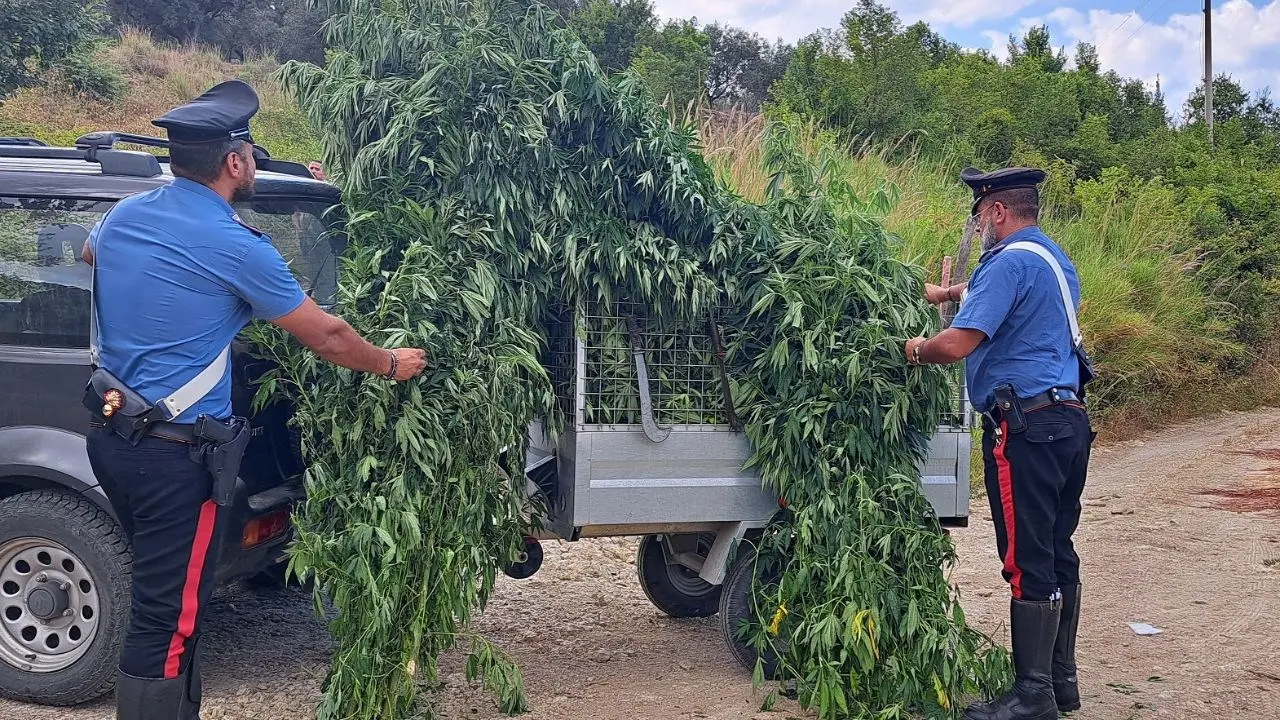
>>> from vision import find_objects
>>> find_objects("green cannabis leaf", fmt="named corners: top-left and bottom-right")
top-left (248, 0), bottom-right (1010, 717)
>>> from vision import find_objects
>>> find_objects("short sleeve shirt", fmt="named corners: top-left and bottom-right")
top-left (89, 178), bottom-right (306, 423)
top-left (950, 226), bottom-right (1082, 412)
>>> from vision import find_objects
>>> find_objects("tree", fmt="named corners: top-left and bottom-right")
top-left (1184, 74), bottom-right (1252, 126)
top-left (631, 19), bottom-right (710, 110)
top-left (203, 0), bottom-right (325, 64)
top-left (1009, 25), bottom-right (1066, 73)
top-left (772, 2), bottom-right (960, 142)
top-left (106, 0), bottom-right (264, 46)
top-left (1074, 42), bottom-right (1099, 74)
top-left (703, 23), bottom-right (791, 110)
top-left (904, 20), bottom-right (956, 65)
top-left (568, 0), bottom-right (656, 72)
top-left (1, 0), bottom-right (102, 99)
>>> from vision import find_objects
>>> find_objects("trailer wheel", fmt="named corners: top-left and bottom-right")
top-left (636, 534), bottom-right (720, 618)
top-left (719, 542), bottom-right (784, 679)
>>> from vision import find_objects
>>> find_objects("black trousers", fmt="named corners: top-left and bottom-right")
top-left (982, 404), bottom-right (1093, 602)
top-left (86, 427), bottom-right (224, 681)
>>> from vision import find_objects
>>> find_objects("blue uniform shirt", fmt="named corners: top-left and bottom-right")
top-left (950, 226), bottom-right (1082, 412)
top-left (89, 178), bottom-right (306, 423)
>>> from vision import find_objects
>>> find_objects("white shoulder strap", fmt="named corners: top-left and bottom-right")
top-left (1003, 241), bottom-right (1082, 345)
top-left (88, 211), bottom-right (231, 421)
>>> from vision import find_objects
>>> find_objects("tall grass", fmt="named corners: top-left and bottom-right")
top-left (700, 113), bottom-right (1250, 426)
top-left (0, 28), bottom-right (320, 161)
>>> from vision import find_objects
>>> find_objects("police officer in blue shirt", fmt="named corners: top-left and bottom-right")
top-left (905, 168), bottom-right (1094, 720)
top-left (81, 80), bottom-right (427, 719)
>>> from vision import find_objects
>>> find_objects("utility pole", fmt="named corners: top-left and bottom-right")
top-left (1204, 0), bottom-right (1214, 146)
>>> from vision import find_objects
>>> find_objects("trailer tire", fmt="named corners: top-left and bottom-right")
top-left (719, 543), bottom-right (784, 680)
top-left (636, 534), bottom-right (720, 618)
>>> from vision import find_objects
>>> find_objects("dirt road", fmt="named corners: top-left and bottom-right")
top-left (4, 408), bottom-right (1279, 720)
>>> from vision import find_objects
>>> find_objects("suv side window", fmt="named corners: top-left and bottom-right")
top-left (0, 197), bottom-right (106, 349)
top-left (0, 195), bottom-right (342, 351)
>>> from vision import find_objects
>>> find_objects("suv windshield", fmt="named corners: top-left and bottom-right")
top-left (0, 195), bottom-right (342, 349)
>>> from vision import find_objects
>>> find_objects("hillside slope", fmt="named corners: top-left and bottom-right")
top-left (0, 29), bottom-right (319, 161)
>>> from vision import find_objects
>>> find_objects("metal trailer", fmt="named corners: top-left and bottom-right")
top-left (515, 302), bottom-right (972, 664)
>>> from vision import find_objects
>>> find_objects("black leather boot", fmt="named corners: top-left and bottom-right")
top-left (179, 636), bottom-right (204, 720)
top-left (115, 671), bottom-right (185, 720)
top-left (1054, 583), bottom-right (1082, 712)
top-left (964, 598), bottom-right (1060, 720)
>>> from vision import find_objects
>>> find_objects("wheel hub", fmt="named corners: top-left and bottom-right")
top-left (26, 582), bottom-right (70, 621)
top-left (0, 537), bottom-right (101, 673)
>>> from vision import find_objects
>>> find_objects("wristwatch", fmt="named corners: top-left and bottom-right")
top-left (911, 341), bottom-right (923, 365)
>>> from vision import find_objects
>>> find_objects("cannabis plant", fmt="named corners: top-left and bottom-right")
top-left (253, 1), bottom-right (1008, 717)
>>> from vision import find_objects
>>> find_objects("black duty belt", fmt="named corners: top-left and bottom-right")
top-left (91, 419), bottom-right (198, 445)
top-left (982, 387), bottom-right (1083, 418)
top-left (1023, 387), bottom-right (1082, 413)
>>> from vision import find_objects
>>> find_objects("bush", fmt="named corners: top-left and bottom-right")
top-left (969, 108), bottom-right (1016, 164)
top-left (55, 48), bottom-right (129, 102)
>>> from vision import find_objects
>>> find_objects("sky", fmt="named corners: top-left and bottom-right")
top-left (650, 0), bottom-right (1280, 116)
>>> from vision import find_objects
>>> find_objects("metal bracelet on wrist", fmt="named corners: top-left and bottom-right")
top-left (384, 350), bottom-right (398, 380)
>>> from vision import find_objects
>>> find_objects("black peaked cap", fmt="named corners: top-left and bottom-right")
top-left (152, 80), bottom-right (259, 144)
top-left (960, 166), bottom-right (1046, 214)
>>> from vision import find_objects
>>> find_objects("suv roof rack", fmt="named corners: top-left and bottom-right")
top-left (0, 137), bottom-right (162, 178)
top-left (75, 131), bottom-right (316, 180)
top-left (0, 137), bottom-right (49, 147)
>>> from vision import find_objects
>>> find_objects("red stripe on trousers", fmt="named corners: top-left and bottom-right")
top-left (164, 500), bottom-right (218, 679)
top-left (994, 420), bottom-right (1023, 599)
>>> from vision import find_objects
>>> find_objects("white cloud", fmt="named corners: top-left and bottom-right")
top-left (909, 0), bottom-right (1038, 28)
top-left (1041, 0), bottom-right (1280, 112)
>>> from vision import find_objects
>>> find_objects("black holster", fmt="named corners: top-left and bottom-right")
top-left (1074, 343), bottom-right (1095, 401)
top-left (992, 383), bottom-right (1028, 433)
top-left (189, 415), bottom-right (250, 507)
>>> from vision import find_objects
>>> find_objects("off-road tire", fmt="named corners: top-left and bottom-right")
top-left (636, 534), bottom-right (721, 618)
top-left (718, 542), bottom-right (784, 679)
top-left (0, 490), bottom-right (131, 706)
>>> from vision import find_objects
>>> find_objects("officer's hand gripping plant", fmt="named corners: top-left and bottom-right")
top-left (251, 0), bottom-right (1010, 718)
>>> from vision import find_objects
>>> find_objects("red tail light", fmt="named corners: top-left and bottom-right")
top-left (242, 510), bottom-right (290, 548)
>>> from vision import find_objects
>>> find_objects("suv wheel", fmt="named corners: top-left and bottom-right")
top-left (0, 490), bottom-right (131, 706)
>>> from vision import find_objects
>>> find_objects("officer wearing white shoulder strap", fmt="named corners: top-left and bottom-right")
top-left (904, 167), bottom-right (1096, 720)
top-left (81, 80), bottom-right (427, 720)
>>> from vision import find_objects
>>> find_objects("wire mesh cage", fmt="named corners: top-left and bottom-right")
top-left (545, 301), bottom-right (732, 430)
top-left (544, 301), bottom-right (971, 432)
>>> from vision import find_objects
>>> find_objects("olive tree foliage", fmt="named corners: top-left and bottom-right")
top-left (0, 0), bottom-right (103, 99)
top-left (704, 22), bottom-right (791, 110)
top-left (259, 0), bottom-right (1007, 718)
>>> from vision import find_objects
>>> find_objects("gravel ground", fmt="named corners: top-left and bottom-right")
top-left (4, 407), bottom-right (1279, 719)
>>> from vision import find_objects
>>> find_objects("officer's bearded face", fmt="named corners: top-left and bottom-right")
top-left (231, 144), bottom-right (256, 203)
top-left (977, 204), bottom-right (1000, 250)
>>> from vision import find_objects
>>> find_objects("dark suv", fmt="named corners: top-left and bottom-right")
top-left (0, 134), bottom-right (341, 706)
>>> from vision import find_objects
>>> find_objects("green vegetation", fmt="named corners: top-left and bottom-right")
top-left (5, 3), bottom-right (1280, 716)
top-left (0, 0), bottom-right (104, 98)
top-left (243, 1), bottom-right (1007, 717)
